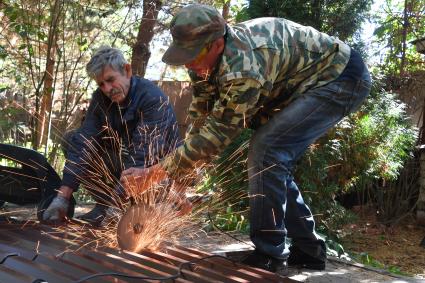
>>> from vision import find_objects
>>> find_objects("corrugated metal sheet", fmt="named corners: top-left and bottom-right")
top-left (0, 221), bottom-right (295, 283)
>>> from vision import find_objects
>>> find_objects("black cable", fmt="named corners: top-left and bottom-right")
top-left (0, 251), bottom-right (39, 263)
top-left (206, 209), bottom-right (255, 249)
top-left (74, 254), bottom-right (234, 282)
top-left (0, 253), bottom-right (19, 264)
top-left (326, 256), bottom-right (415, 279)
top-left (75, 196), bottom-right (250, 282)
top-left (75, 271), bottom-right (179, 282)
top-left (206, 211), bottom-right (255, 264)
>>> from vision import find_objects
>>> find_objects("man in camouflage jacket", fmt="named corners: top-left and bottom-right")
top-left (122, 4), bottom-right (371, 273)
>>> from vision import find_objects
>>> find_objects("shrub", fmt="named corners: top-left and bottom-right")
top-left (199, 79), bottom-right (418, 234)
top-left (197, 129), bottom-right (252, 232)
top-left (296, 84), bottom-right (417, 232)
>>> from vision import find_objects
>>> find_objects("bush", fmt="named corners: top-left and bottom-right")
top-left (200, 79), bottom-right (418, 234)
top-left (296, 83), bottom-right (417, 232)
top-left (197, 129), bottom-right (252, 232)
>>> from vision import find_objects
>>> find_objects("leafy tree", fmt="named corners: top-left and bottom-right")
top-left (242, 0), bottom-right (372, 41)
top-left (0, 0), bottom-right (242, 165)
top-left (0, 0), bottom-right (130, 156)
top-left (372, 0), bottom-right (425, 77)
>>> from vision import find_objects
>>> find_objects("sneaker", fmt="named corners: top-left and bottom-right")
top-left (288, 245), bottom-right (326, 270)
top-left (78, 203), bottom-right (108, 226)
top-left (241, 250), bottom-right (288, 275)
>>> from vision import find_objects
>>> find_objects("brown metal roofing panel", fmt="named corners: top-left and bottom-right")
top-left (141, 250), bottom-right (252, 283)
top-left (0, 264), bottom-right (34, 283)
top-left (2, 228), bottom-right (200, 283)
top-left (0, 229), bottom-right (169, 283)
top-left (143, 248), bottom-right (280, 283)
top-left (0, 221), bottom-right (295, 283)
top-left (166, 245), bottom-right (283, 281)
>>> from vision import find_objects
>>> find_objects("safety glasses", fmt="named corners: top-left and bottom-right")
top-left (189, 44), bottom-right (211, 65)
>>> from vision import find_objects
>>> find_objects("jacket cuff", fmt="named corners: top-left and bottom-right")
top-left (61, 173), bottom-right (80, 191)
top-left (161, 149), bottom-right (199, 185)
top-left (161, 154), bottom-right (181, 181)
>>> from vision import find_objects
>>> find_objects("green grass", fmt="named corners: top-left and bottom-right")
top-left (351, 252), bottom-right (411, 277)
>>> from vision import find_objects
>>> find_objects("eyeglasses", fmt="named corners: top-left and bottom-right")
top-left (189, 44), bottom-right (211, 65)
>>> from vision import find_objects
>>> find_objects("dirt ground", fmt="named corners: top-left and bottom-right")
top-left (340, 207), bottom-right (425, 278)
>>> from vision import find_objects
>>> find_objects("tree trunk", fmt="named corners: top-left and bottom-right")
top-left (222, 0), bottom-right (230, 20)
top-left (312, 0), bottom-right (322, 30)
top-left (36, 0), bottom-right (61, 148)
top-left (400, 0), bottom-right (409, 77)
top-left (131, 0), bottom-right (162, 77)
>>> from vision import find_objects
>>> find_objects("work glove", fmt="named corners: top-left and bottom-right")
top-left (42, 195), bottom-right (69, 221)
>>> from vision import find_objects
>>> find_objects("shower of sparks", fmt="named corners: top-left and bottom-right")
top-left (0, 94), bottom-right (263, 254)
top-left (46, 100), bottom-right (200, 251)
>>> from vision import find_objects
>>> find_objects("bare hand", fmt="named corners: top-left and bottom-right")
top-left (168, 181), bottom-right (192, 216)
top-left (120, 164), bottom-right (168, 194)
top-left (120, 167), bottom-right (150, 194)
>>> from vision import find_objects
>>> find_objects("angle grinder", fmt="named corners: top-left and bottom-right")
top-left (116, 203), bottom-right (159, 252)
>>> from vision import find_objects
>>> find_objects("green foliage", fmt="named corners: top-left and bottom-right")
top-left (358, 252), bottom-right (386, 268)
top-left (372, 0), bottom-right (425, 75)
top-left (198, 129), bottom-right (252, 201)
top-left (351, 252), bottom-right (410, 276)
top-left (200, 78), bottom-right (417, 234)
top-left (0, 96), bottom-right (29, 144)
top-left (319, 231), bottom-right (350, 259)
top-left (204, 206), bottom-right (249, 233)
top-left (232, 0), bottom-right (251, 23)
top-left (317, 201), bottom-right (359, 236)
top-left (296, 79), bottom-right (417, 233)
top-left (197, 129), bottom-right (252, 232)
top-left (0, 0), bottom-right (142, 151)
top-left (74, 188), bottom-right (95, 204)
top-left (0, 45), bottom-right (7, 60)
top-left (242, 0), bottom-right (372, 41)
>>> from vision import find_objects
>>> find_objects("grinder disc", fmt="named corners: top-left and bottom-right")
top-left (117, 203), bottom-right (156, 252)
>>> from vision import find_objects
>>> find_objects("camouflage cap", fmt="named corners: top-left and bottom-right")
top-left (162, 4), bottom-right (226, 66)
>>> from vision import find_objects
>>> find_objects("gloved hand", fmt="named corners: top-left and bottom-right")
top-left (42, 195), bottom-right (70, 221)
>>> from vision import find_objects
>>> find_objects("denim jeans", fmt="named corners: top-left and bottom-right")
top-left (247, 68), bottom-right (371, 259)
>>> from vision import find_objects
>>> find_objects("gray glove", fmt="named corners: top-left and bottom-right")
top-left (42, 195), bottom-right (69, 221)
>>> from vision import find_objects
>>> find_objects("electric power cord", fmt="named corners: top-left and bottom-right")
top-left (74, 254), bottom-right (236, 282)
top-left (207, 210), bottom-right (255, 249)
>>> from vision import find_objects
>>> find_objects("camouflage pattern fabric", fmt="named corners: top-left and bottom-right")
top-left (162, 4), bottom-right (226, 66)
top-left (162, 17), bottom-right (351, 183)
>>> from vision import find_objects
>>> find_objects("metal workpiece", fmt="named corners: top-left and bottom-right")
top-left (0, 220), bottom-right (293, 283)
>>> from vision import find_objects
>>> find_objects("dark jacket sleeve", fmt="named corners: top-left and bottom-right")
top-left (61, 91), bottom-right (104, 190)
top-left (123, 80), bottom-right (180, 169)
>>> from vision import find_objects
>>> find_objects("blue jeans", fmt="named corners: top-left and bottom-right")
top-left (247, 68), bottom-right (371, 259)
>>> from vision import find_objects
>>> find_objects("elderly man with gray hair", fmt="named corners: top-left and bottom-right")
top-left (42, 46), bottom-right (180, 225)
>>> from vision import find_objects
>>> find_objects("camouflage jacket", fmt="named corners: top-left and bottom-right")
top-left (162, 17), bottom-right (351, 182)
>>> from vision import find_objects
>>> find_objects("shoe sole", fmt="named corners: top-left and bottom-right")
top-left (288, 262), bottom-right (326, 270)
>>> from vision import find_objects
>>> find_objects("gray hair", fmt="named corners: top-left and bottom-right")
top-left (86, 46), bottom-right (128, 79)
